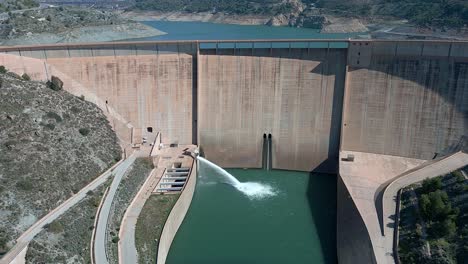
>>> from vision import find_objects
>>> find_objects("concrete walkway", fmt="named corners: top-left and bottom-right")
top-left (0, 158), bottom-right (126, 264)
top-left (118, 168), bottom-right (165, 264)
top-left (339, 150), bottom-right (468, 264)
top-left (382, 151), bottom-right (468, 262)
top-left (94, 153), bottom-right (137, 264)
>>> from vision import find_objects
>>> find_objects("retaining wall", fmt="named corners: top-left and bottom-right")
top-left (157, 159), bottom-right (197, 264)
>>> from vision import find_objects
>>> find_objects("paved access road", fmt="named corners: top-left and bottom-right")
top-left (0, 157), bottom-right (126, 264)
top-left (118, 168), bottom-right (165, 264)
top-left (94, 153), bottom-right (137, 264)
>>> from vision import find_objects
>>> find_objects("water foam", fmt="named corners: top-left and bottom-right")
top-left (198, 157), bottom-right (276, 199)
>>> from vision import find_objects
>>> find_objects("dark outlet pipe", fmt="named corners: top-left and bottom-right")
top-left (262, 133), bottom-right (267, 170)
top-left (267, 134), bottom-right (272, 170)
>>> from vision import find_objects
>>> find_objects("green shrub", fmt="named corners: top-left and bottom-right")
top-left (47, 221), bottom-right (64, 234)
top-left (453, 170), bottom-right (465, 183)
top-left (21, 73), bottom-right (31, 81)
top-left (0, 231), bottom-right (8, 254)
top-left (112, 236), bottom-right (119, 243)
top-left (79, 128), bottom-right (90, 136)
top-left (0, 66), bottom-right (7, 74)
top-left (419, 190), bottom-right (455, 221)
top-left (16, 180), bottom-right (33, 191)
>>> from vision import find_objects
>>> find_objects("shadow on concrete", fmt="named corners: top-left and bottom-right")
top-left (200, 47), bottom-right (342, 61)
top-left (347, 57), bottom-right (468, 154)
top-left (311, 51), bottom-right (346, 174)
top-left (335, 176), bottom-right (378, 264)
top-left (306, 171), bottom-right (337, 264)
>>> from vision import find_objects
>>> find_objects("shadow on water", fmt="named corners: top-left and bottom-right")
top-left (306, 172), bottom-right (338, 264)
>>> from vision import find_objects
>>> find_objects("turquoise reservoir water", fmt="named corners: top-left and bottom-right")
top-left (138, 20), bottom-right (365, 40)
top-left (166, 163), bottom-right (337, 264)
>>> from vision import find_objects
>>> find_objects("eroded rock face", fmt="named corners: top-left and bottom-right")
top-left (266, 14), bottom-right (290, 26)
top-left (290, 14), bottom-right (325, 29)
top-left (0, 72), bottom-right (121, 252)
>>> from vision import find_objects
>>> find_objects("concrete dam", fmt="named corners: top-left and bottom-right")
top-left (0, 39), bottom-right (467, 263)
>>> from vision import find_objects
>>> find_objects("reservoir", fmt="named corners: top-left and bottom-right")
top-left (138, 20), bottom-right (366, 40)
top-left (166, 160), bottom-right (337, 264)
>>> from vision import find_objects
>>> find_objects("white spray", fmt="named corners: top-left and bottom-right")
top-left (197, 156), bottom-right (276, 199)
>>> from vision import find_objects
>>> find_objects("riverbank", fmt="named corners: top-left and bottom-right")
top-left (123, 11), bottom-right (368, 34)
top-left (123, 10), bottom-right (468, 40)
top-left (0, 7), bottom-right (166, 46)
top-left (0, 22), bottom-right (166, 45)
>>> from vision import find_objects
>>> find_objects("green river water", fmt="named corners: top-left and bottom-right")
top-left (166, 163), bottom-right (337, 264)
top-left (140, 20), bottom-right (366, 40)
top-left (136, 20), bottom-right (344, 263)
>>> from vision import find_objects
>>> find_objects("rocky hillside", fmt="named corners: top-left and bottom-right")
top-left (315, 0), bottom-right (468, 28)
top-left (0, 6), bottom-right (166, 45)
top-left (128, 0), bottom-right (468, 33)
top-left (0, 71), bottom-right (121, 255)
top-left (1, 6), bottom-right (126, 38)
top-left (0, 0), bottom-right (38, 13)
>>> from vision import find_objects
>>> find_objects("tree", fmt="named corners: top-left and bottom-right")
top-left (421, 177), bottom-right (443, 194)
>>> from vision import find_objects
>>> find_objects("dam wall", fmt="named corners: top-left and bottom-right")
top-left (0, 40), bottom-right (466, 172)
top-left (198, 46), bottom-right (346, 171)
top-left (0, 42), bottom-right (196, 146)
top-left (342, 40), bottom-right (468, 160)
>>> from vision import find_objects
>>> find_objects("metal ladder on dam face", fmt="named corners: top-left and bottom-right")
top-left (155, 167), bottom-right (190, 193)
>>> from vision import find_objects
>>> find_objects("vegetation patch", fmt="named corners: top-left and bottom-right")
top-left (135, 194), bottom-right (180, 264)
top-left (133, 0), bottom-right (291, 15)
top-left (398, 167), bottom-right (468, 263)
top-left (0, 0), bottom-right (38, 13)
top-left (106, 158), bottom-right (154, 264)
top-left (25, 183), bottom-right (108, 263)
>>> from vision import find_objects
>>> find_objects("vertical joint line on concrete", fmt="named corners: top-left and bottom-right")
top-left (67, 47), bottom-right (71, 58)
top-left (43, 61), bottom-right (49, 80)
top-left (43, 49), bottom-right (47, 61)
top-left (113, 45), bottom-right (116, 58)
top-left (448, 42), bottom-right (453, 58)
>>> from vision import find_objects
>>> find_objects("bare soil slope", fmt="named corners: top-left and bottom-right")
top-left (0, 72), bottom-right (121, 255)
